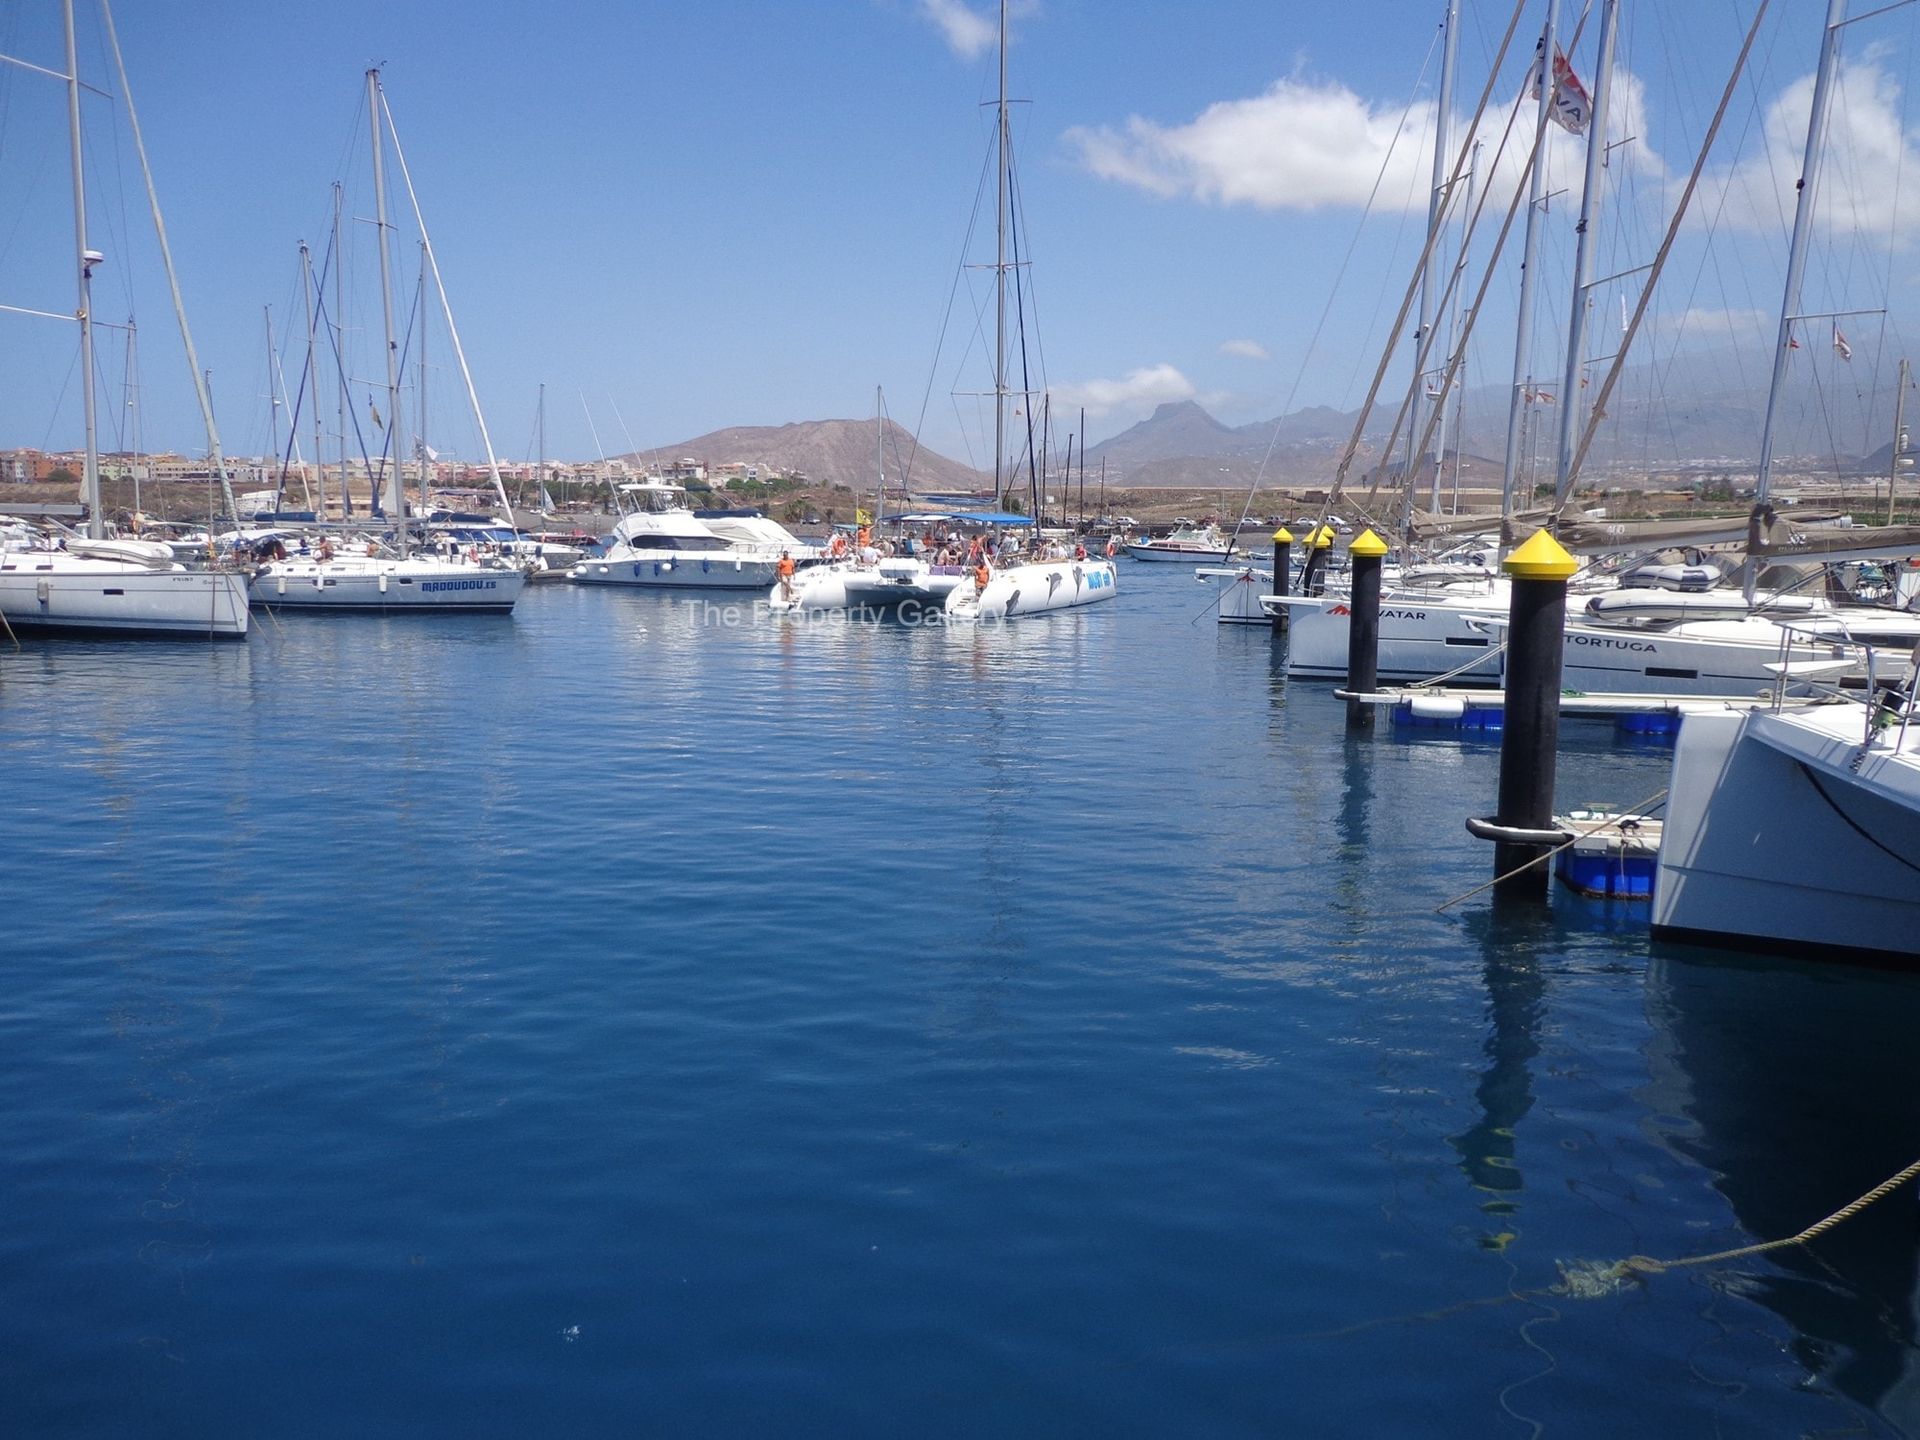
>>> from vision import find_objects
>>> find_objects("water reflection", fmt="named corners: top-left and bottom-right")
top-left (1448, 908), bottom-right (1548, 1237)
top-left (1643, 949), bottom-right (1920, 1425)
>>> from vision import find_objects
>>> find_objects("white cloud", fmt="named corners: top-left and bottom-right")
top-left (1220, 338), bottom-right (1271, 360)
top-left (919, 0), bottom-right (995, 60)
top-left (1051, 364), bottom-right (1196, 417)
top-left (1707, 54), bottom-right (1920, 246)
top-left (1062, 62), bottom-right (1664, 215)
top-left (1065, 78), bottom-right (1437, 211)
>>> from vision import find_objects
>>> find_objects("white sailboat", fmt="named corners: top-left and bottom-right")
top-left (250, 68), bottom-right (524, 616)
top-left (942, 0), bottom-right (1116, 622)
top-left (0, 0), bottom-right (248, 640)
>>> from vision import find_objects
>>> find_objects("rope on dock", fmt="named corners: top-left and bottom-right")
top-left (1434, 786), bottom-right (1668, 913)
top-left (1562, 1152), bottom-right (1920, 1298)
top-left (1407, 637), bottom-right (1508, 688)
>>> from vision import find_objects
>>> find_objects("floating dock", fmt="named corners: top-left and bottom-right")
top-left (1334, 685), bottom-right (1827, 736)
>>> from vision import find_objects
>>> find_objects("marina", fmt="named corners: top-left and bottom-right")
top-left (9, 0), bottom-right (1920, 1432)
top-left (9, 569), bottom-right (1920, 1437)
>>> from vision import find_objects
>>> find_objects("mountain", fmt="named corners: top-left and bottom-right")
top-left (1089, 400), bottom-right (1246, 464)
top-left (1082, 344), bottom-right (1892, 488)
top-left (623, 418), bottom-right (987, 493)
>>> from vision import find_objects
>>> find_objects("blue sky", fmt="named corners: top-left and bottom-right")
top-left (2, 0), bottom-right (1918, 471)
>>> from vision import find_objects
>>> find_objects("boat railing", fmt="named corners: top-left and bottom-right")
top-left (1769, 616), bottom-right (1920, 745)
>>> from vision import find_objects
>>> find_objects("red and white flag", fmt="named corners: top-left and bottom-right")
top-left (1833, 324), bottom-right (1853, 362)
top-left (1788, 333), bottom-right (1802, 350)
top-left (1528, 39), bottom-right (1592, 135)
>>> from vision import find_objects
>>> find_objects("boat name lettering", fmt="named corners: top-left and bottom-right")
top-left (1379, 608), bottom-right (1427, 620)
top-left (1569, 635), bottom-right (1655, 651)
top-left (421, 578), bottom-right (498, 593)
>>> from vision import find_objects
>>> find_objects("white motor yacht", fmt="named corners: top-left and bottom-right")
top-left (572, 480), bottom-right (816, 589)
top-left (1123, 521), bottom-right (1231, 563)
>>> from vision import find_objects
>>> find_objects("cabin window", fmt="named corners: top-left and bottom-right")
top-left (1646, 666), bottom-right (1697, 680)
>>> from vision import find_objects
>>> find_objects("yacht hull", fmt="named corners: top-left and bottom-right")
top-left (1654, 707), bottom-right (1920, 963)
top-left (1267, 592), bottom-right (1504, 684)
top-left (0, 562), bottom-right (249, 638)
top-left (573, 554), bottom-right (779, 589)
top-left (250, 559), bottom-right (524, 613)
top-left (946, 559), bottom-right (1118, 620)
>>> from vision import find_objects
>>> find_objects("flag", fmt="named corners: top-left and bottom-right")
top-left (1788, 334), bottom-right (1802, 350)
top-left (369, 396), bottom-right (384, 430)
top-left (413, 440), bottom-right (441, 461)
top-left (1833, 324), bottom-right (1853, 362)
top-left (1528, 39), bottom-right (1591, 135)
top-left (854, 508), bottom-right (872, 526)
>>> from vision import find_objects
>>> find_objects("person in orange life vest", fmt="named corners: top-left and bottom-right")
top-left (776, 549), bottom-right (797, 601)
top-left (973, 559), bottom-right (991, 595)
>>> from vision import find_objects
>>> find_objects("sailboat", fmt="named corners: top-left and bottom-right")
top-left (941, 0), bottom-right (1117, 622)
top-left (248, 68), bottom-right (525, 616)
top-left (0, 0), bottom-right (249, 640)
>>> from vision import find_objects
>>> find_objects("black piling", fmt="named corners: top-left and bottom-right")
top-left (1345, 528), bottom-right (1388, 730)
top-left (1485, 530), bottom-right (1577, 898)
top-left (1269, 527), bottom-right (1292, 631)
top-left (1299, 525), bottom-right (1333, 597)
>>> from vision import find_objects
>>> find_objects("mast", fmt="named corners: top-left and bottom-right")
top-left (265, 306), bottom-right (281, 507)
top-left (333, 182), bottom-right (351, 516)
top-left (1891, 358), bottom-right (1911, 527)
top-left (1409, 0), bottom-right (1460, 492)
top-left (62, 0), bottom-right (103, 540)
top-left (368, 67), bottom-right (406, 544)
top-left (875, 384), bottom-right (885, 528)
top-left (417, 241), bottom-right (430, 523)
top-left (538, 382), bottom-right (548, 510)
top-left (1078, 406), bottom-right (1086, 528)
top-left (993, 0), bottom-right (1009, 504)
top-left (1501, 0), bottom-right (1559, 534)
top-left (122, 320), bottom-right (140, 518)
top-left (1551, 0), bottom-right (1619, 504)
top-left (1431, 136), bottom-right (1479, 511)
top-left (96, 0), bottom-right (237, 526)
top-left (301, 241), bottom-right (325, 519)
top-left (1754, 0), bottom-right (1848, 507)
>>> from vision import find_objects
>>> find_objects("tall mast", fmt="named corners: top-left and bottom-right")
top-left (301, 240), bottom-right (325, 519)
top-left (1890, 358), bottom-right (1910, 527)
top-left (417, 241), bottom-right (430, 523)
top-left (1501, 0), bottom-right (1560, 532)
top-left (265, 305), bottom-right (281, 506)
top-left (1755, 0), bottom-right (1848, 506)
top-left (367, 67), bottom-right (406, 546)
top-left (538, 382), bottom-right (547, 510)
top-left (124, 316), bottom-right (140, 518)
top-left (333, 182), bottom-right (350, 516)
top-left (63, 0), bottom-right (103, 540)
top-left (96, 0), bottom-right (237, 526)
top-left (875, 384), bottom-right (885, 526)
top-left (1431, 135), bottom-right (1478, 510)
top-left (1409, 0), bottom-right (1460, 492)
top-left (993, 0), bottom-right (1009, 503)
top-left (1551, 0), bottom-right (1620, 503)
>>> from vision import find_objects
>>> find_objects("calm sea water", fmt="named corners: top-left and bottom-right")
top-left (4, 565), bottom-right (1919, 1437)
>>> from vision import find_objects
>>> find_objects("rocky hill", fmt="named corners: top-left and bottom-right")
top-left (624, 418), bottom-right (986, 493)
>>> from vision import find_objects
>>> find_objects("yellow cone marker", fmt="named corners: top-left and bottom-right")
top-left (1503, 527), bottom-right (1577, 581)
top-left (1348, 528), bottom-right (1389, 558)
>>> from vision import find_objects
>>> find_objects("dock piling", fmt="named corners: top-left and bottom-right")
top-left (1477, 529), bottom-right (1578, 898)
top-left (1270, 527), bottom-right (1292, 631)
top-left (1345, 529), bottom-right (1388, 731)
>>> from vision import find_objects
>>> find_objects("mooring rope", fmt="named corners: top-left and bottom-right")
top-left (1434, 786), bottom-right (1668, 913)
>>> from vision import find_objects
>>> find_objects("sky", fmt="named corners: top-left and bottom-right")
top-left (3, 0), bottom-right (1919, 473)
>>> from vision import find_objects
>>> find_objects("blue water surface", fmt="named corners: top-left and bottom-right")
top-left (3, 565), bottom-right (1918, 1437)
